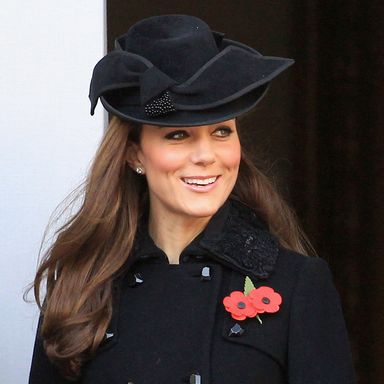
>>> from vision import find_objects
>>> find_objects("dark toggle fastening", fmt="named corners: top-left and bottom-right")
top-left (200, 266), bottom-right (211, 281)
top-left (228, 323), bottom-right (245, 337)
top-left (127, 272), bottom-right (144, 287)
top-left (189, 373), bottom-right (202, 384)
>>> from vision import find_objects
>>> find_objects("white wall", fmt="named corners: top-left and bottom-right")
top-left (0, 1), bottom-right (106, 382)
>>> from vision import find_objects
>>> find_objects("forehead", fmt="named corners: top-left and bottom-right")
top-left (143, 119), bottom-right (237, 130)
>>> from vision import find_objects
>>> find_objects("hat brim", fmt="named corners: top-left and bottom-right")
top-left (96, 36), bottom-right (293, 127)
top-left (100, 83), bottom-right (269, 126)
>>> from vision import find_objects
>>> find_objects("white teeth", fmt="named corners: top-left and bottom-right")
top-left (183, 176), bottom-right (218, 185)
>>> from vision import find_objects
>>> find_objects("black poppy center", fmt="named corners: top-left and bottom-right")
top-left (262, 297), bottom-right (270, 304)
top-left (237, 301), bottom-right (246, 309)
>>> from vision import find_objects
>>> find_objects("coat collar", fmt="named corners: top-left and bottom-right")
top-left (128, 197), bottom-right (279, 280)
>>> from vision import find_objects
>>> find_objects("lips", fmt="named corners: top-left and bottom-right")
top-left (182, 176), bottom-right (218, 186)
top-left (180, 175), bottom-right (221, 193)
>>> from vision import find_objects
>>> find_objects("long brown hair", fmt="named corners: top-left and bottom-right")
top-left (25, 115), bottom-right (315, 380)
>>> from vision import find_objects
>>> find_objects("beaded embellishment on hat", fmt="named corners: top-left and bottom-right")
top-left (144, 90), bottom-right (176, 117)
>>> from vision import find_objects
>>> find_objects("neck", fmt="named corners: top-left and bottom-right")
top-left (148, 206), bottom-right (212, 264)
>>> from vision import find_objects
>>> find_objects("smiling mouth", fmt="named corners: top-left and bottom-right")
top-left (181, 176), bottom-right (219, 186)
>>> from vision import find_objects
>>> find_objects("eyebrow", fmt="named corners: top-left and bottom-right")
top-left (156, 123), bottom-right (233, 129)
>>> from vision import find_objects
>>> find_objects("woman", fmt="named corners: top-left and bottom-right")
top-left (28, 14), bottom-right (356, 383)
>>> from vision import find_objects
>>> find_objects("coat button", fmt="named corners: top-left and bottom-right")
top-left (200, 266), bottom-right (211, 281)
top-left (127, 272), bottom-right (144, 287)
top-left (189, 373), bottom-right (202, 384)
top-left (228, 323), bottom-right (244, 337)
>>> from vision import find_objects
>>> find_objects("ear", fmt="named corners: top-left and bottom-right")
top-left (125, 141), bottom-right (142, 171)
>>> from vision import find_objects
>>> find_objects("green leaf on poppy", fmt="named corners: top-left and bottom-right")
top-left (244, 275), bottom-right (255, 295)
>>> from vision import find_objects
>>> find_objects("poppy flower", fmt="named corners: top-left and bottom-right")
top-left (223, 291), bottom-right (258, 320)
top-left (248, 286), bottom-right (282, 313)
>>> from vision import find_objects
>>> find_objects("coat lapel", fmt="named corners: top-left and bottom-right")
top-left (198, 198), bottom-right (279, 280)
top-left (124, 197), bottom-right (279, 280)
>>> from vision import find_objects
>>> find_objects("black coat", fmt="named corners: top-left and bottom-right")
top-left (29, 198), bottom-right (357, 383)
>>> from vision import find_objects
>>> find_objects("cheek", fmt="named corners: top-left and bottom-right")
top-left (221, 142), bottom-right (241, 169)
top-left (141, 147), bottom-right (187, 174)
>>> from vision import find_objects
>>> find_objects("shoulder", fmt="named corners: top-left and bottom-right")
top-left (273, 246), bottom-right (335, 287)
top-left (277, 246), bottom-right (331, 272)
top-left (271, 247), bottom-right (341, 313)
top-left (275, 246), bottom-right (334, 285)
top-left (228, 197), bottom-right (333, 284)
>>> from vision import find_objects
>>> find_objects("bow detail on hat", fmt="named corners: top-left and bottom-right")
top-left (89, 51), bottom-right (177, 115)
top-left (89, 46), bottom-right (294, 117)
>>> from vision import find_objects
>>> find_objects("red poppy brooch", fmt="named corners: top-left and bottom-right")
top-left (223, 276), bottom-right (282, 324)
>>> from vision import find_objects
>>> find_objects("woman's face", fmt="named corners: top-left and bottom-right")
top-left (130, 119), bottom-right (241, 219)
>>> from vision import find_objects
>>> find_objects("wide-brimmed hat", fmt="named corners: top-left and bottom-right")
top-left (89, 14), bottom-right (294, 127)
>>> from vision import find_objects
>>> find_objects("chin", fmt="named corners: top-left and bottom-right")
top-left (179, 196), bottom-right (226, 218)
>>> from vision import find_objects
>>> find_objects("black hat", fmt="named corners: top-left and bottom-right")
top-left (89, 14), bottom-right (294, 127)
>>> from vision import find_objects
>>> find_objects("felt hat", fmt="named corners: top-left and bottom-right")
top-left (89, 14), bottom-right (294, 126)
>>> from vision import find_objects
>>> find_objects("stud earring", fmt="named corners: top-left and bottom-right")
top-left (135, 166), bottom-right (144, 174)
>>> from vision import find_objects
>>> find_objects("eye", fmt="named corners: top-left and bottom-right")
top-left (164, 130), bottom-right (189, 140)
top-left (213, 126), bottom-right (233, 137)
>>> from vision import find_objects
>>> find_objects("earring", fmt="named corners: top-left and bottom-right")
top-left (135, 166), bottom-right (144, 174)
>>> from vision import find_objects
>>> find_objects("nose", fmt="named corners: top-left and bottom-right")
top-left (189, 137), bottom-right (216, 166)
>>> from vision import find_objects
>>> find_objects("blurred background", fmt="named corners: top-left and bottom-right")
top-left (106, 1), bottom-right (383, 383)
